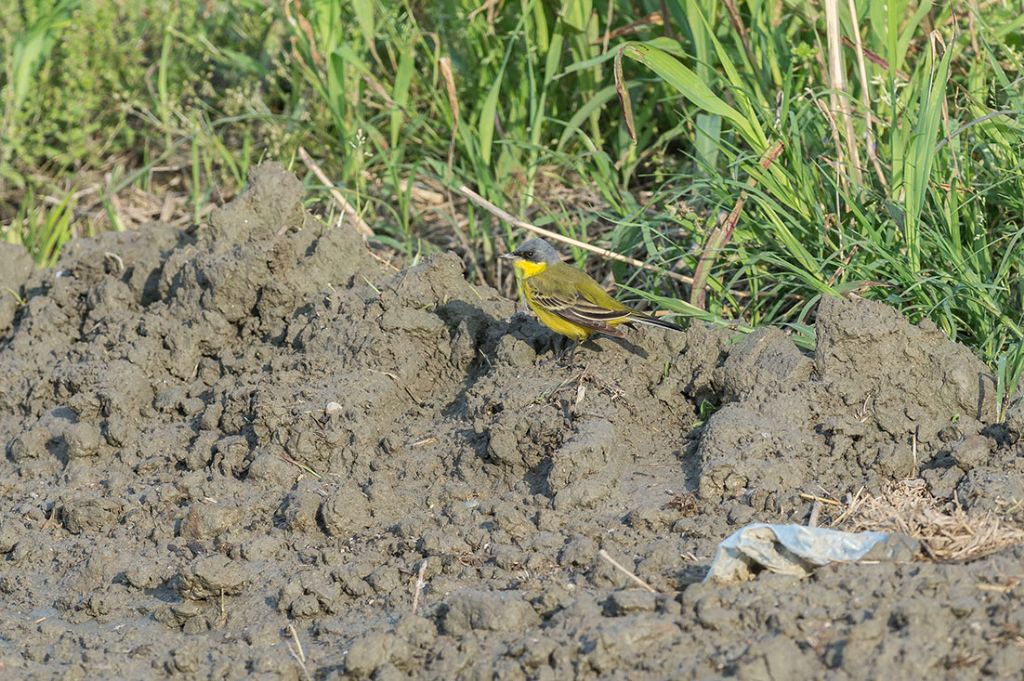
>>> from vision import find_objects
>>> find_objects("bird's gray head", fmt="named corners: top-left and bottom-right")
top-left (505, 237), bottom-right (562, 264)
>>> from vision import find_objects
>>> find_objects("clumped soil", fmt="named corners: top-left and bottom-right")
top-left (2, 164), bottom-right (1023, 680)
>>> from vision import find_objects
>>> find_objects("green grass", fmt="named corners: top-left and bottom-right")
top-left (2, 0), bottom-right (1023, 403)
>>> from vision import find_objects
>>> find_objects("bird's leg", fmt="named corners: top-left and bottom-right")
top-left (555, 336), bottom-right (583, 365)
top-left (567, 339), bottom-right (580, 362)
top-left (551, 335), bottom-right (569, 363)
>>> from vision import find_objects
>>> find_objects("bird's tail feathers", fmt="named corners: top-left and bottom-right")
top-left (627, 313), bottom-right (685, 333)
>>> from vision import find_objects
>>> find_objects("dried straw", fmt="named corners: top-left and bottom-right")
top-left (834, 479), bottom-right (1024, 562)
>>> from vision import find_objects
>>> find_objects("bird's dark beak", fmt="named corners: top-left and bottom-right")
top-left (500, 253), bottom-right (516, 261)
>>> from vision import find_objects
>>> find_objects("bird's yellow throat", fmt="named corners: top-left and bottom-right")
top-left (512, 259), bottom-right (548, 278)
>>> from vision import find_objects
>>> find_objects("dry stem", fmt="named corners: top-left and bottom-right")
top-left (598, 549), bottom-right (657, 593)
top-left (411, 558), bottom-right (429, 615)
top-left (835, 480), bottom-right (1024, 562)
top-left (297, 146), bottom-right (374, 238)
top-left (456, 184), bottom-right (696, 287)
top-left (286, 622), bottom-right (312, 681)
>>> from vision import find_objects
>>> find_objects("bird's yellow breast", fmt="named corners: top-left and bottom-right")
top-left (511, 259), bottom-right (593, 341)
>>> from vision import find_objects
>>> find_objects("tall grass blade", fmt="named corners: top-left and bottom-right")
top-left (620, 41), bottom-right (765, 151)
top-left (390, 40), bottom-right (414, 147)
top-left (560, 0), bottom-right (593, 33)
top-left (8, 0), bottom-right (80, 111)
top-left (478, 68), bottom-right (505, 167)
top-left (558, 84), bottom-right (621, 150)
top-left (694, 113), bottom-right (721, 171)
top-left (903, 34), bottom-right (953, 273)
top-left (351, 0), bottom-right (376, 57)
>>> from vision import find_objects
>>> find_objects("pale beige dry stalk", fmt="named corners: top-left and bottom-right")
top-left (835, 479), bottom-right (1024, 562)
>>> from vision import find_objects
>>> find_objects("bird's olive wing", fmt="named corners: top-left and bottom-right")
top-left (526, 276), bottom-right (631, 329)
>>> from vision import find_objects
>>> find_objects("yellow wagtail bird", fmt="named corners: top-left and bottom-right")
top-left (501, 237), bottom-right (685, 342)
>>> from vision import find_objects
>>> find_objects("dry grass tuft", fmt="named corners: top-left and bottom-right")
top-left (834, 479), bottom-right (1024, 562)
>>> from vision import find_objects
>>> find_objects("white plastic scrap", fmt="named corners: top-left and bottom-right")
top-left (705, 523), bottom-right (894, 582)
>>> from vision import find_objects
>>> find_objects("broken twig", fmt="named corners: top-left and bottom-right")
top-left (598, 549), bottom-right (657, 593)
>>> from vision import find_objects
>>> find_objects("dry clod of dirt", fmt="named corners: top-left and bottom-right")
top-left (2, 163), bottom-right (1023, 679)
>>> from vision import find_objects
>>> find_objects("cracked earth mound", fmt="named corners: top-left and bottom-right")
top-left (2, 164), bottom-right (1022, 679)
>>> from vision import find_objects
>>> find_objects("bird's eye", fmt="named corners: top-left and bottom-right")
top-left (523, 250), bottom-right (533, 259)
